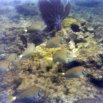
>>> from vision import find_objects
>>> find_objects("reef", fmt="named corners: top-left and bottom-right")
top-left (1, 16), bottom-right (103, 103)
top-left (0, 1), bottom-right (103, 103)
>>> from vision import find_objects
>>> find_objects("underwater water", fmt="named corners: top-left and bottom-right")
top-left (0, 0), bottom-right (103, 103)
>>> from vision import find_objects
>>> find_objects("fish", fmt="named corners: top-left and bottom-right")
top-left (13, 86), bottom-right (40, 99)
top-left (46, 36), bottom-right (62, 48)
top-left (0, 92), bottom-right (16, 103)
top-left (61, 66), bottom-right (85, 78)
top-left (38, 0), bottom-right (71, 31)
top-left (27, 20), bottom-right (46, 32)
top-left (53, 49), bottom-right (71, 64)
top-left (19, 43), bottom-right (35, 59)
top-left (12, 86), bottom-right (47, 103)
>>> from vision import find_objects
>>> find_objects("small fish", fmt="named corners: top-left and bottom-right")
top-left (12, 86), bottom-right (43, 103)
top-left (46, 36), bottom-right (62, 48)
top-left (27, 20), bottom-right (46, 32)
top-left (14, 86), bottom-right (38, 99)
top-left (62, 66), bottom-right (85, 78)
top-left (53, 49), bottom-right (69, 64)
top-left (0, 92), bottom-right (16, 103)
top-left (6, 96), bottom-right (16, 103)
top-left (19, 43), bottom-right (35, 59)
top-left (53, 48), bottom-right (74, 64)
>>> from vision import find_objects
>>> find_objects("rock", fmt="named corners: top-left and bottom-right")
top-left (74, 98), bottom-right (103, 103)
top-left (0, 44), bottom-right (5, 54)
top-left (70, 23), bottom-right (81, 32)
top-left (0, 60), bottom-right (13, 73)
top-left (87, 27), bottom-right (94, 33)
top-left (62, 18), bottom-right (77, 28)
top-left (7, 53), bottom-right (18, 62)
top-left (28, 30), bottom-right (45, 45)
top-left (69, 88), bottom-right (77, 93)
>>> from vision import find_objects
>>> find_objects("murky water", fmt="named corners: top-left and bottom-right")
top-left (0, 0), bottom-right (103, 103)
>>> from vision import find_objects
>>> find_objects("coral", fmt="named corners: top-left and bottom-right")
top-left (62, 18), bottom-right (77, 28)
top-left (77, 36), bottom-right (102, 63)
top-left (38, 0), bottom-right (71, 31)
top-left (31, 43), bottom-right (59, 65)
top-left (2, 14), bottom-right (103, 103)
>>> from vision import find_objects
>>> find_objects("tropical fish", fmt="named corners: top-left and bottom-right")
top-left (12, 86), bottom-right (47, 103)
top-left (19, 43), bottom-right (35, 59)
top-left (46, 36), bottom-right (62, 48)
top-left (38, 0), bottom-right (71, 31)
top-left (27, 20), bottom-right (46, 32)
top-left (53, 48), bottom-right (74, 64)
top-left (62, 66), bottom-right (85, 78)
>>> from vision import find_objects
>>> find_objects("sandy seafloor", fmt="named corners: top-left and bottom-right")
top-left (0, 1), bottom-right (103, 103)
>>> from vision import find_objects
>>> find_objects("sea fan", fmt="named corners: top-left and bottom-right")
top-left (38, 0), bottom-right (71, 31)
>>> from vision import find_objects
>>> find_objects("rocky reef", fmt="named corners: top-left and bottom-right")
top-left (0, 17), bottom-right (103, 103)
top-left (0, 1), bottom-right (103, 103)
